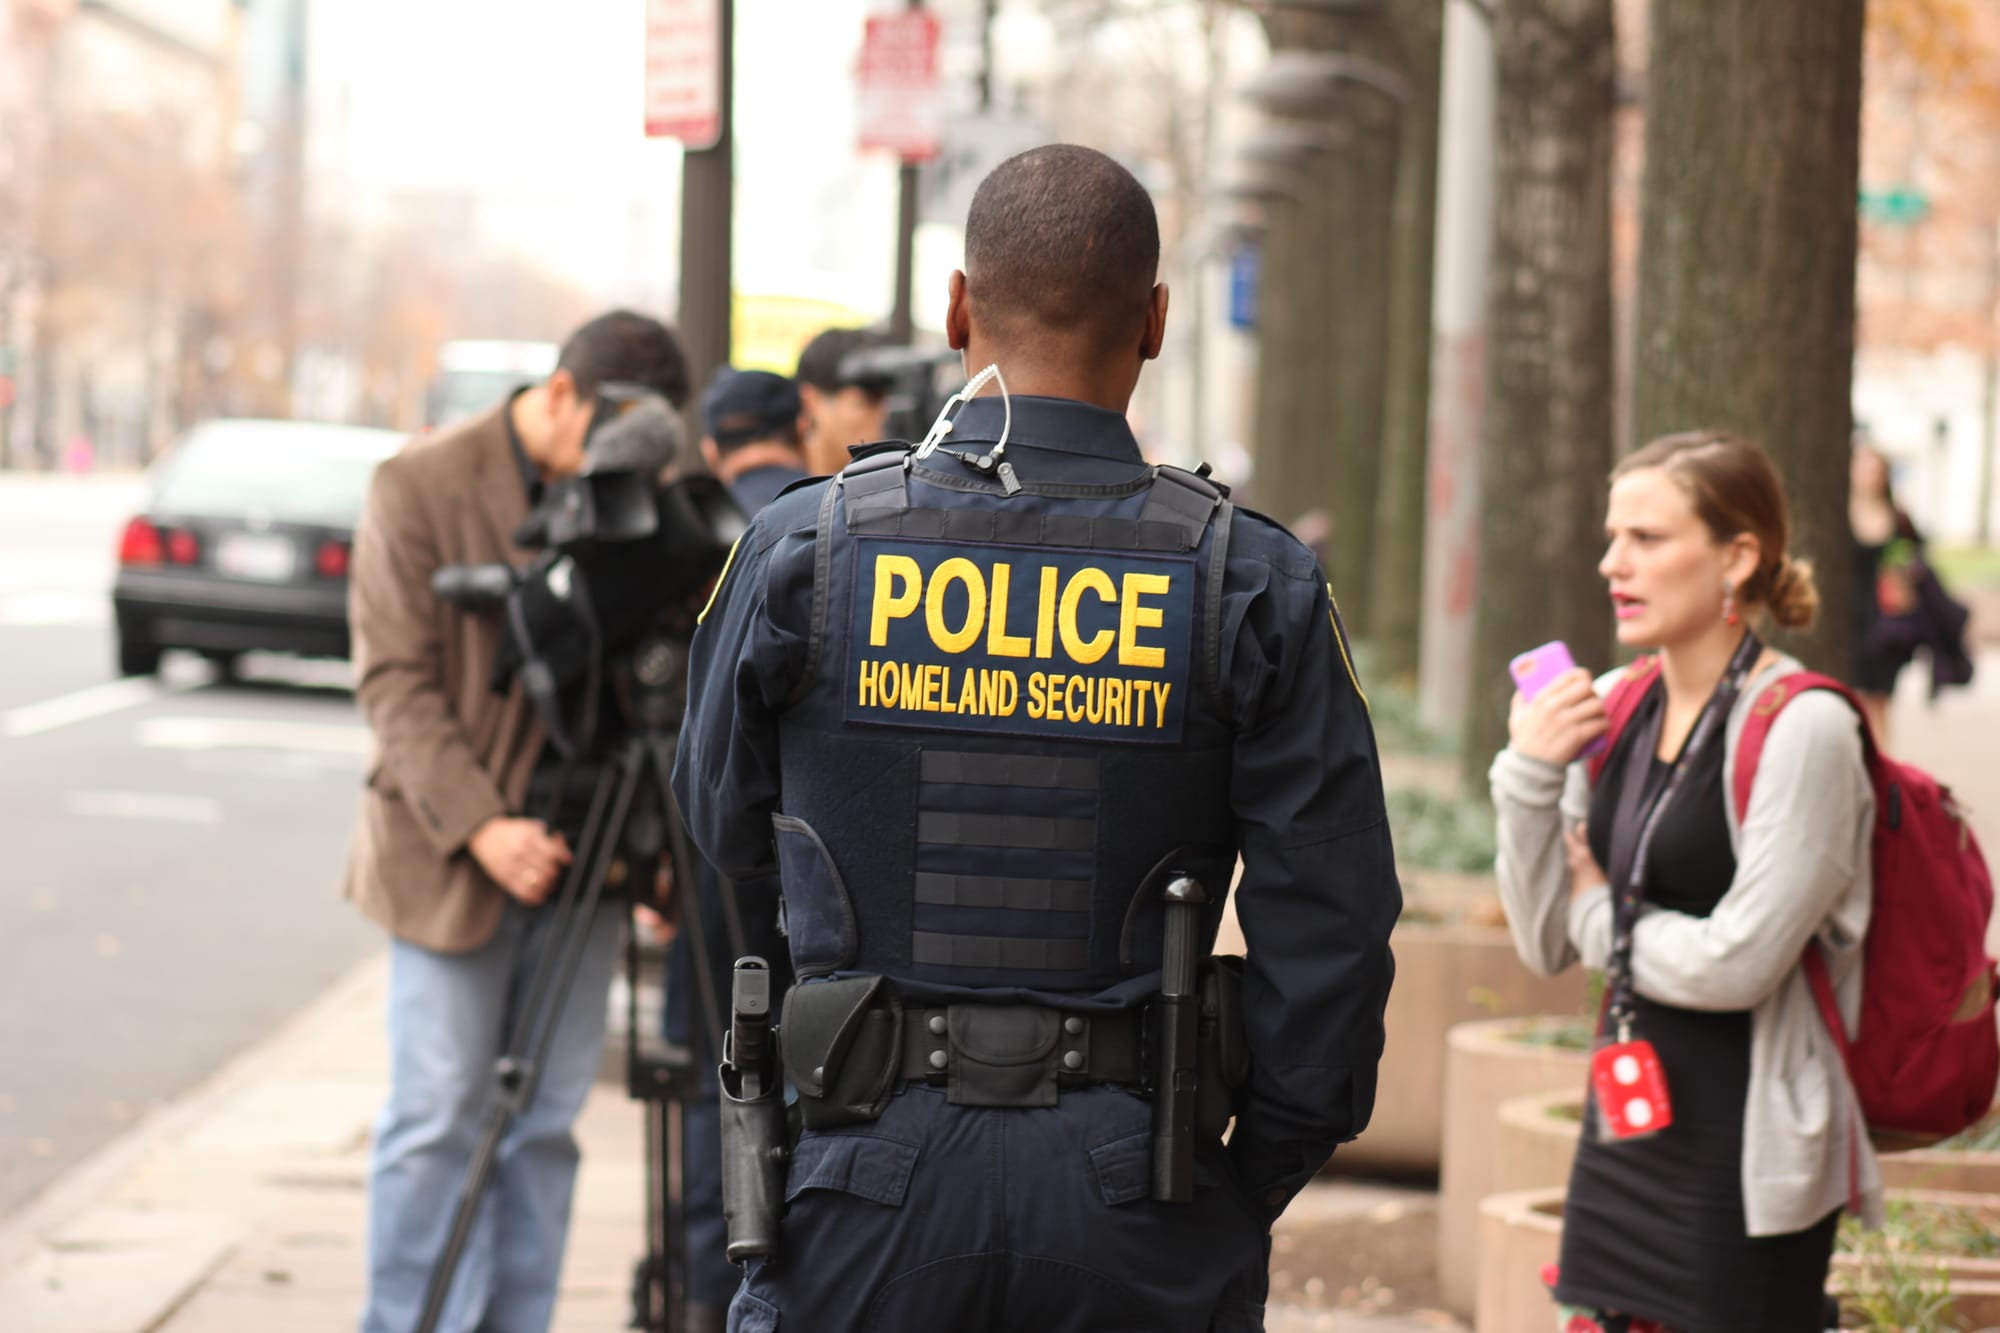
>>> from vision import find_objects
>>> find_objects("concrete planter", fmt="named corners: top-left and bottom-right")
top-left (1337, 914), bottom-right (1587, 1179)
top-left (1492, 1091), bottom-right (2000, 1210)
top-left (1476, 1186), bottom-right (2000, 1333)
top-left (1437, 1016), bottom-right (1593, 1318)
top-left (1880, 1138), bottom-right (2000, 1197)
top-left (1492, 1091), bottom-right (1584, 1198)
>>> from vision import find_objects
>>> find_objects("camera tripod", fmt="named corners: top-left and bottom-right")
top-left (413, 630), bottom-right (743, 1333)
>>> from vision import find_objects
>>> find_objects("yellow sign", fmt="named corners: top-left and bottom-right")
top-left (731, 294), bottom-right (874, 376)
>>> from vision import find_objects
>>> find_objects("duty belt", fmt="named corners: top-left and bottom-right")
top-left (897, 1003), bottom-right (1147, 1091)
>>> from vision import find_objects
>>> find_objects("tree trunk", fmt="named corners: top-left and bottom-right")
top-left (1367, 0), bottom-right (1445, 685)
top-left (1462, 0), bottom-right (1617, 793)
top-left (1629, 0), bottom-right (1867, 672)
top-left (1320, 38), bottom-right (1400, 640)
top-left (1249, 11), bottom-right (1401, 640)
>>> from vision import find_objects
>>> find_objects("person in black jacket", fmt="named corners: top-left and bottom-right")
top-left (1850, 440), bottom-right (1973, 744)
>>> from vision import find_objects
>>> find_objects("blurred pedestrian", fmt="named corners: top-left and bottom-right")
top-left (794, 326), bottom-right (893, 475)
top-left (1849, 439), bottom-right (1973, 745)
top-left (1491, 431), bottom-right (1878, 1333)
top-left (344, 309), bottom-right (691, 1333)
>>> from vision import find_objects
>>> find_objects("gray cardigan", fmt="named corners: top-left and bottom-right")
top-left (1488, 654), bottom-right (1883, 1236)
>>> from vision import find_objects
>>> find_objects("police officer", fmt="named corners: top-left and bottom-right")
top-left (657, 366), bottom-right (812, 1330)
top-left (698, 367), bottom-right (811, 511)
top-left (671, 144), bottom-right (1399, 1333)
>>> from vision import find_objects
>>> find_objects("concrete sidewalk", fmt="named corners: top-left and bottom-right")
top-left (4, 645), bottom-right (1994, 1333)
top-left (0, 952), bottom-right (1459, 1333)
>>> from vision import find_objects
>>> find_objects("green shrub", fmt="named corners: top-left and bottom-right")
top-left (1384, 786), bottom-right (1497, 873)
top-left (1834, 1196), bottom-right (2000, 1332)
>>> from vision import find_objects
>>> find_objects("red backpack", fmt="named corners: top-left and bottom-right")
top-left (1593, 657), bottom-right (1999, 1147)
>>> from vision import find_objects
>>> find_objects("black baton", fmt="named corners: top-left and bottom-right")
top-left (1152, 874), bottom-right (1208, 1202)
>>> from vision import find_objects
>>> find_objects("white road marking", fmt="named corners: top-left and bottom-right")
top-left (64, 790), bottom-right (223, 824)
top-left (136, 716), bottom-right (372, 756)
top-left (0, 592), bottom-right (108, 627)
top-left (1, 678), bottom-right (195, 739)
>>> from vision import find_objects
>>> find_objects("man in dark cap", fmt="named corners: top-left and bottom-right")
top-left (674, 145), bottom-right (1399, 1332)
top-left (698, 367), bottom-right (812, 513)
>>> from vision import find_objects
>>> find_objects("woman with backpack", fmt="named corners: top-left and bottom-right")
top-left (1489, 431), bottom-right (1881, 1333)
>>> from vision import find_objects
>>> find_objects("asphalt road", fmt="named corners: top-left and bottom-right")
top-left (0, 471), bottom-right (379, 1218)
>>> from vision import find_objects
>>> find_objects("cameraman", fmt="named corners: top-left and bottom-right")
top-left (343, 309), bottom-right (691, 1333)
top-left (794, 326), bottom-right (894, 475)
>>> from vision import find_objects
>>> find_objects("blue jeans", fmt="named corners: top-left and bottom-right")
top-left (361, 901), bottom-right (623, 1333)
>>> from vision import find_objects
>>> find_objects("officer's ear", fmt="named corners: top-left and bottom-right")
top-left (946, 270), bottom-right (971, 351)
top-left (1140, 283), bottom-right (1169, 363)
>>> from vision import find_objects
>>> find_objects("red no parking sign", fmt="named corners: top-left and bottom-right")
top-left (858, 9), bottom-right (942, 163)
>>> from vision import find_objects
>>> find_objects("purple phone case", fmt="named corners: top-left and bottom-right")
top-left (1509, 641), bottom-right (1607, 759)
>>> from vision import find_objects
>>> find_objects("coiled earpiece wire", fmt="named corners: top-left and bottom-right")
top-left (913, 363), bottom-right (1020, 495)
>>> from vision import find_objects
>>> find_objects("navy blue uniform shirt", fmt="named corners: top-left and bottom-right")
top-left (725, 460), bottom-right (810, 517)
top-left (671, 394), bottom-right (1399, 1215)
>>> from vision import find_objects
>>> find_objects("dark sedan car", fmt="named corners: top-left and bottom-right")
top-left (111, 418), bottom-right (404, 676)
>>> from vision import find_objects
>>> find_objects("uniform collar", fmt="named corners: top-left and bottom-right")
top-left (945, 395), bottom-right (1143, 465)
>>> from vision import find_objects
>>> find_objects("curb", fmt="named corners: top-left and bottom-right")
top-left (0, 949), bottom-right (387, 1282)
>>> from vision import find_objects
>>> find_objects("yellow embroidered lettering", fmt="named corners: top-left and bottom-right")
top-left (986, 563), bottom-right (1031, 658)
top-left (870, 555), bottom-right (922, 646)
top-left (1058, 568), bottom-right (1115, 665)
top-left (1117, 572), bottom-right (1171, 669)
top-left (924, 558), bottom-right (985, 655)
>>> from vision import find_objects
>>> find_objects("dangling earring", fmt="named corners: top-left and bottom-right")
top-left (1722, 580), bottom-right (1739, 626)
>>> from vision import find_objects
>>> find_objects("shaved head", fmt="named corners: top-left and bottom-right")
top-left (962, 145), bottom-right (1161, 346)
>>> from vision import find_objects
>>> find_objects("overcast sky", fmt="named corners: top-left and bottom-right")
top-left (306, 0), bottom-right (926, 321)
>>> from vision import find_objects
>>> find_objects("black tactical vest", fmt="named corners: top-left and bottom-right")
top-left (772, 448), bottom-right (1239, 1001)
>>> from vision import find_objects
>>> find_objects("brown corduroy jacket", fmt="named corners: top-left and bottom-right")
top-left (341, 405), bottom-right (546, 953)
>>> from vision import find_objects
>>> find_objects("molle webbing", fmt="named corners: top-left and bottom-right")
top-left (911, 744), bottom-right (1097, 982)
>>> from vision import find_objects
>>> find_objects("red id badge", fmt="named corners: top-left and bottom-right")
top-left (1590, 1038), bottom-right (1673, 1141)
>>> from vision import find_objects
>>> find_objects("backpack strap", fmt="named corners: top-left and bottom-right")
top-left (1734, 667), bottom-right (1876, 1215)
top-left (1728, 670), bottom-right (1878, 825)
top-left (1586, 655), bottom-right (1662, 785)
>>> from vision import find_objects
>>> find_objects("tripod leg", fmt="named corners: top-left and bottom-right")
top-left (413, 746), bottom-right (645, 1333)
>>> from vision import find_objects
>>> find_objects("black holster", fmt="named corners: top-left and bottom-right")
top-left (719, 958), bottom-right (787, 1263)
top-left (718, 1066), bottom-right (787, 1263)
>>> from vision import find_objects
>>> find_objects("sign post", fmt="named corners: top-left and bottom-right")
top-left (648, 0), bottom-right (733, 459)
top-left (860, 6), bottom-right (943, 343)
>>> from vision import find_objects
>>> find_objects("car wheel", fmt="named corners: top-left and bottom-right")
top-left (203, 651), bottom-right (244, 681)
top-left (117, 629), bottom-right (162, 678)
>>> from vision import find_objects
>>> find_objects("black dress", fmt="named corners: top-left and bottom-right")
top-left (1553, 687), bottom-right (1839, 1333)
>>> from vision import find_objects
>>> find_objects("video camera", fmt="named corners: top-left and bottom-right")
top-left (836, 344), bottom-right (958, 446)
top-left (432, 386), bottom-right (747, 758)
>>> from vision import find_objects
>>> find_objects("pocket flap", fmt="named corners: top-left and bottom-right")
top-left (1088, 1129), bottom-right (1152, 1207)
top-left (786, 1131), bottom-right (919, 1208)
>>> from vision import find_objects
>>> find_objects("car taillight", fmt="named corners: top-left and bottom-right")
top-left (119, 517), bottom-right (163, 567)
top-left (165, 529), bottom-right (200, 565)
top-left (315, 540), bottom-right (351, 579)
